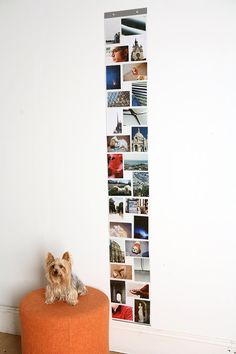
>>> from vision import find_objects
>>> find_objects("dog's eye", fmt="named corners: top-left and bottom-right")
top-left (59, 265), bottom-right (64, 269)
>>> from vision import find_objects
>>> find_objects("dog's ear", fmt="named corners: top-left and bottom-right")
top-left (62, 252), bottom-right (71, 262)
top-left (46, 252), bottom-right (54, 267)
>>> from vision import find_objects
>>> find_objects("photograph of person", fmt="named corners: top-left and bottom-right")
top-left (127, 282), bottom-right (149, 299)
top-left (107, 154), bottom-right (123, 178)
top-left (134, 299), bottom-right (150, 324)
top-left (110, 264), bottom-right (132, 280)
top-left (106, 46), bottom-right (129, 64)
top-left (110, 222), bottom-right (132, 238)
top-left (107, 135), bottom-right (130, 152)
top-left (112, 304), bottom-right (133, 321)
top-left (105, 17), bottom-right (121, 44)
top-left (109, 197), bottom-right (124, 220)
top-left (108, 179), bottom-right (132, 196)
top-left (125, 240), bottom-right (149, 258)
top-left (134, 215), bottom-right (149, 239)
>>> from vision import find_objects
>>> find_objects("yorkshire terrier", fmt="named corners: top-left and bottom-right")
top-left (45, 251), bottom-right (87, 306)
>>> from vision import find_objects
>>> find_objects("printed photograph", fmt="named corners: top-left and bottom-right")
top-left (110, 222), bottom-right (132, 238)
top-left (106, 109), bottom-right (122, 135)
top-left (108, 154), bottom-right (123, 178)
top-left (133, 172), bottom-right (149, 197)
top-left (132, 127), bottom-right (148, 152)
top-left (132, 82), bottom-right (147, 106)
top-left (121, 16), bottom-right (146, 36)
top-left (124, 153), bottom-right (148, 171)
top-left (123, 108), bottom-right (147, 126)
top-left (122, 35), bottom-right (147, 62)
top-left (107, 91), bottom-right (130, 107)
top-left (134, 258), bottom-right (150, 282)
top-left (125, 198), bottom-right (148, 214)
top-left (127, 282), bottom-right (149, 299)
top-left (108, 179), bottom-right (132, 196)
top-left (106, 65), bottom-right (121, 90)
top-left (110, 264), bottom-right (132, 280)
top-left (134, 216), bottom-right (149, 239)
top-left (112, 304), bottom-right (133, 322)
top-left (134, 299), bottom-right (150, 324)
top-left (110, 239), bottom-right (125, 263)
top-left (106, 46), bottom-right (129, 64)
top-left (109, 197), bottom-right (123, 219)
top-left (107, 135), bottom-right (130, 152)
top-left (125, 240), bottom-right (149, 258)
top-left (123, 63), bottom-right (147, 81)
top-left (105, 17), bottom-right (121, 44)
top-left (110, 280), bottom-right (126, 304)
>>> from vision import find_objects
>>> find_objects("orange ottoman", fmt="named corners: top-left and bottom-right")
top-left (20, 287), bottom-right (109, 354)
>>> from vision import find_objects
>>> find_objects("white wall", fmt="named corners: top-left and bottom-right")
top-left (0, 0), bottom-right (236, 353)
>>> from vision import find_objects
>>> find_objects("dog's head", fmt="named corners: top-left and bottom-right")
top-left (45, 252), bottom-right (72, 286)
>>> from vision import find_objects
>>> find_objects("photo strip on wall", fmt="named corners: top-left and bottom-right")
top-left (105, 7), bottom-right (150, 326)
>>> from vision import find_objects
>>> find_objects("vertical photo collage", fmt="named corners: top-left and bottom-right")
top-left (105, 8), bottom-right (150, 326)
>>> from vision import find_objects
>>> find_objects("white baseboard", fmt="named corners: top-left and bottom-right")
top-left (110, 320), bottom-right (236, 354)
top-left (1, 305), bottom-right (235, 354)
top-left (0, 306), bottom-right (20, 335)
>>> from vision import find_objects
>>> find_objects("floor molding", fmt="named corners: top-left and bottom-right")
top-left (1, 305), bottom-right (235, 354)
top-left (0, 305), bottom-right (20, 335)
top-left (110, 320), bottom-right (236, 354)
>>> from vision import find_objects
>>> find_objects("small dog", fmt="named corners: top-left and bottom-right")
top-left (45, 251), bottom-right (87, 306)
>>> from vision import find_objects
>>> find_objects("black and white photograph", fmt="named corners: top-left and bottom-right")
top-left (123, 108), bottom-right (147, 126)
top-left (134, 215), bottom-right (149, 239)
top-left (134, 258), bottom-right (150, 282)
top-left (125, 198), bottom-right (148, 214)
top-left (133, 172), bottom-right (149, 197)
top-left (121, 16), bottom-right (146, 36)
top-left (108, 179), bottom-right (132, 196)
top-left (110, 222), bottom-right (132, 238)
top-left (124, 153), bottom-right (148, 171)
top-left (125, 240), bottom-right (149, 258)
top-left (105, 17), bottom-right (121, 44)
top-left (106, 108), bottom-right (123, 135)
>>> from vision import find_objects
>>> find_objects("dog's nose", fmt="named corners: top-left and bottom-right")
top-left (53, 270), bottom-right (58, 275)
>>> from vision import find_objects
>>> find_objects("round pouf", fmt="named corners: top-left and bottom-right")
top-left (20, 287), bottom-right (109, 354)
